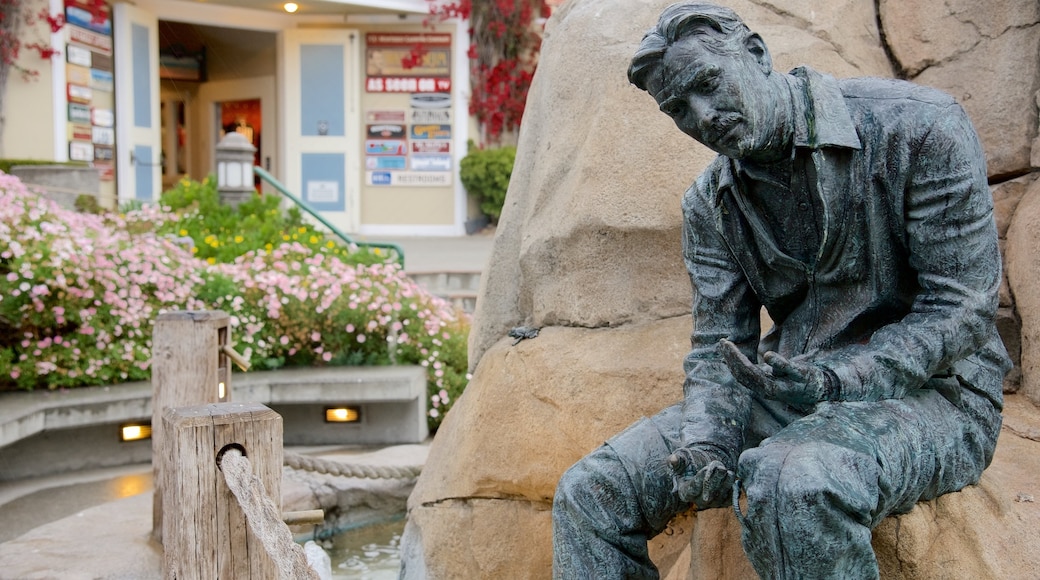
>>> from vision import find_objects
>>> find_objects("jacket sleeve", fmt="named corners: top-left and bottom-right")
top-left (815, 104), bottom-right (1002, 401)
top-left (679, 175), bottom-right (756, 468)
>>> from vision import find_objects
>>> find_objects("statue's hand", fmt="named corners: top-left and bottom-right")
top-left (717, 339), bottom-right (838, 407)
top-left (668, 447), bottom-right (735, 509)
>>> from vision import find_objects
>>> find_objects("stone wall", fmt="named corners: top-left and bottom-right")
top-left (400, 0), bottom-right (1040, 577)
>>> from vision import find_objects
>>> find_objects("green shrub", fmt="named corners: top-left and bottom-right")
top-left (459, 141), bottom-right (515, 223)
top-left (142, 176), bottom-right (388, 267)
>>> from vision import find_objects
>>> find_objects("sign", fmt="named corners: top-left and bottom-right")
top-left (366, 124), bottom-right (406, 139)
top-left (365, 140), bottom-right (407, 156)
top-left (68, 25), bottom-right (111, 54)
top-left (95, 162), bottom-right (114, 181)
top-left (306, 181), bottom-right (339, 203)
top-left (69, 141), bottom-right (94, 161)
top-left (91, 51), bottom-right (113, 71)
top-left (68, 84), bottom-right (92, 103)
top-left (365, 110), bottom-right (406, 123)
top-left (67, 64), bottom-right (90, 85)
top-left (67, 44), bottom-right (91, 67)
top-left (365, 77), bottom-right (451, 93)
top-left (90, 69), bottom-right (113, 92)
top-left (68, 103), bottom-right (91, 123)
top-left (410, 93), bottom-right (451, 109)
top-left (69, 123), bottom-right (92, 141)
top-left (366, 156), bottom-right (407, 170)
top-left (92, 108), bottom-right (113, 127)
top-left (92, 126), bottom-right (115, 145)
top-left (366, 171), bottom-right (452, 187)
top-left (411, 108), bottom-right (452, 124)
top-left (65, 0), bottom-right (111, 35)
top-left (410, 124), bottom-right (452, 140)
top-left (410, 155), bottom-right (453, 171)
top-left (411, 141), bottom-right (451, 154)
top-left (94, 145), bottom-right (114, 161)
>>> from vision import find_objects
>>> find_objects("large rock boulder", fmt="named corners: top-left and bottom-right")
top-left (1006, 177), bottom-right (1040, 405)
top-left (404, 0), bottom-right (1040, 577)
top-left (878, 0), bottom-right (1040, 177)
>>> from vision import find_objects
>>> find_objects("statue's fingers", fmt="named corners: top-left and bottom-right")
top-left (763, 351), bottom-right (805, 380)
top-left (700, 462), bottom-right (730, 500)
top-left (718, 340), bottom-right (769, 391)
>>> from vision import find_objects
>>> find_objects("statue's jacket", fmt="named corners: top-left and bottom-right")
top-left (679, 66), bottom-right (1012, 467)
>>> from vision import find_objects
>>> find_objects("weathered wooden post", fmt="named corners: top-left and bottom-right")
top-left (151, 311), bottom-right (233, 541)
top-left (162, 402), bottom-right (282, 579)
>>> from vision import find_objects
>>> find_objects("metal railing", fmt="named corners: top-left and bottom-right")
top-left (253, 166), bottom-right (405, 267)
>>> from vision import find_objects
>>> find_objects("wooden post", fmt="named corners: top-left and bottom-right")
top-left (162, 402), bottom-right (282, 580)
top-left (152, 310), bottom-right (232, 542)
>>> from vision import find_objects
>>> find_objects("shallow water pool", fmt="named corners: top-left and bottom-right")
top-left (325, 518), bottom-right (406, 579)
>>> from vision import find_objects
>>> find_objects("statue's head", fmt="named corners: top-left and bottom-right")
top-left (629, 2), bottom-right (787, 161)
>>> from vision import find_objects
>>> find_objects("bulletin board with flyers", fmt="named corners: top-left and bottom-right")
top-left (64, 0), bottom-right (115, 181)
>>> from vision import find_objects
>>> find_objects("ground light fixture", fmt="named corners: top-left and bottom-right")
top-left (325, 406), bottom-right (361, 423)
top-left (284, 2), bottom-right (299, 13)
top-left (120, 422), bottom-right (152, 442)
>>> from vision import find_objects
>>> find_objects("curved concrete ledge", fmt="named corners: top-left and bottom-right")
top-left (0, 366), bottom-right (428, 480)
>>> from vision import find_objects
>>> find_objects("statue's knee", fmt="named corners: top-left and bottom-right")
top-left (553, 447), bottom-right (626, 515)
top-left (739, 443), bottom-right (876, 515)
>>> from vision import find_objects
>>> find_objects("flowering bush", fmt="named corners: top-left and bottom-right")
top-left (0, 173), bottom-right (469, 431)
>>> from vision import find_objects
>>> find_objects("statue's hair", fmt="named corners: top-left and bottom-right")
top-left (628, 2), bottom-right (752, 92)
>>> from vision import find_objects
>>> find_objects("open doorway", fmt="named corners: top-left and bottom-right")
top-left (219, 98), bottom-right (262, 187)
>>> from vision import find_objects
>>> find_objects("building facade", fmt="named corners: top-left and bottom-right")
top-left (2, 0), bottom-right (476, 237)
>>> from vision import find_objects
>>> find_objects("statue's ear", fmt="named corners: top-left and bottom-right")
top-left (744, 33), bottom-right (772, 74)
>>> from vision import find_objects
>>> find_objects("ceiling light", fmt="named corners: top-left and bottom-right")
top-left (284, 2), bottom-right (299, 13)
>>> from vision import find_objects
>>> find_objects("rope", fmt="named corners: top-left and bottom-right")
top-left (283, 450), bottom-right (422, 480)
top-left (220, 449), bottom-right (322, 580)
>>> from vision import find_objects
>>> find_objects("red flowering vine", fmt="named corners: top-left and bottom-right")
top-left (409, 0), bottom-right (550, 144)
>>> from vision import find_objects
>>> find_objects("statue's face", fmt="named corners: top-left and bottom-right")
top-left (651, 34), bottom-right (776, 160)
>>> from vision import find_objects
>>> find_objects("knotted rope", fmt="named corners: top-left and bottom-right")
top-left (283, 450), bottom-right (422, 480)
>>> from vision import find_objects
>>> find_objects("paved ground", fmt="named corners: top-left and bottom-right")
top-left (357, 232), bottom-right (496, 273)
top-left (0, 443), bottom-right (429, 578)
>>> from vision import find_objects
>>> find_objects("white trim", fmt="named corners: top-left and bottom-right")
top-left (358, 224), bottom-right (462, 237)
top-left (345, 14), bottom-right (426, 24)
top-left (324, 0), bottom-right (428, 14)
top-left (50, 0), bottom-right (67, 162)
top-left (132, 0), bottom-right (341, 31)
top-left (452, 17), bottom-right (470, 236)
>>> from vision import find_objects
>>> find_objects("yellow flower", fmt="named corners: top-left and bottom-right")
top-left (298, 227), bottom-right (307, 234)
top-left (191, 247), bottom-right (198, 254)
top-left (179, 229), bottom-right (188, 236)
top-left (206, 257), bottom-right (216, 264)
top-left (282, 234), bottom-right (290, 241)
top-left (235, 235), bottom-right (244, 243)
top-left (265, 243), bottom-right (273, 251)
top-left (309, 235), bottom-right (319, 244)
top-left (326, 240), bottom-right (334, 248)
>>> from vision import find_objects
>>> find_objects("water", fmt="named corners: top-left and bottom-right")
top-left (324, 518), bottom-right (405, 579)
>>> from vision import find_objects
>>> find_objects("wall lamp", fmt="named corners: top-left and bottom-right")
top-left (324, 407), bottom-right (361, 423)
top-left (120, 422), bottom-right (152, 442)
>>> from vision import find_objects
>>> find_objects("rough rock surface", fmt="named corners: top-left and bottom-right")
top-left (407, 0), bottom-right (1040, 577)
top-left (1006, 178), bottom-right (1040, 405)
top-left (879, 0), bottom-right (1040, 177)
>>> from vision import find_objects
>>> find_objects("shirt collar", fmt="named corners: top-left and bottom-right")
top-left (789, 66), bottom-right (862, 150)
